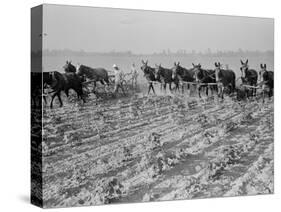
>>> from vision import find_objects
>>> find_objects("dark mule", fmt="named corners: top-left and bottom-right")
top-left (192, 63), bottom-right (216, 98)
top-left (259, 64), bottom-right (273, 102)
top-left (63, 60), bottom-right (77, 73)
top-left (43, 71), bottom-right (85, 108)
top-left (172, 62), bottom-right (195, 93)
top-left (77, 64), bottom-right (110, 92)
top-left (214, 62), bottom-right (236, 99)
top-left (141, 60), bottom-right (158, 94)
top-left (240, 59), bottom-right (258, 97)
top-left (155, 64), bottom-right (177, 92)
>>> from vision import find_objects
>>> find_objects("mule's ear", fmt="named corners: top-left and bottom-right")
top-left (240, 60), bottom-right (244, 65)
top-left (215, 62), bottom-right (217, 67)
top-left (178, 62), bottom-right (180, 66)
top-left (260, 64), bottom-right (263, 68)
top-left (174, 62), bottom-right (177, 66)
top-left (192, 63), bottom-right (195, 67)
top-left (246, 59), bottom-right (248, 64)
top-left (218, 62), bottom-right (221, 66)
top-left (264, 64), bottom-right (267, 68)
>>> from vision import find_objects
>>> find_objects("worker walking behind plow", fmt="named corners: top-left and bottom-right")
top-left (113, 64), bottom-right (126, 95)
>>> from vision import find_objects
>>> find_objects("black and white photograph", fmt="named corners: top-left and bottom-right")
top-left (30, 3), bottom-right (274, 209)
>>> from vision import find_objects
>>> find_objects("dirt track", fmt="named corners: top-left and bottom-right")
top-left (41, 92), bottom-right (274, 208)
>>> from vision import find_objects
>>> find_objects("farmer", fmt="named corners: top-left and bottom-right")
top-left (113, 64), bottom-right (126, 95)
top-left (131, 63), bottom-right (138, 88)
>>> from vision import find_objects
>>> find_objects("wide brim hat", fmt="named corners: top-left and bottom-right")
top-left (113, 64), bottom-right (119, 69)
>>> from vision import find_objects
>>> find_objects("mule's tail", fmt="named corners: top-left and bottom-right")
top-left (104, 71), bottom-right (110, 86)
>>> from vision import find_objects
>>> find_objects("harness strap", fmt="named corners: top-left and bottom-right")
top-left (198, 71), bottom-right (216, 82)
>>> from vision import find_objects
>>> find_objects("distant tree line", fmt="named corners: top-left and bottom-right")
top-left (31, 49), bottom-right (274, 57)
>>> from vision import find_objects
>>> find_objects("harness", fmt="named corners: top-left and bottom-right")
top-left (196, 69), bottom-right (216, 83)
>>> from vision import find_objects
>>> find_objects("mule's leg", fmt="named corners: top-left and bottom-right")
top-left (221, 87), bottom-right (225, 100)
top-left (104, 77), bottom-right (110, 86)
top-left (148, 83), bottom-right (151, 95)
top-left (212, 85), bottom-right (214, 95)
top-left (206, 86), bottom-right (209, 97)
top-left (77, 88), bottom-right (86, 103)
top-left (50, 92), bottom-right (58, 108)
top-left (262, 89), bottom-right (265, 103)
top-left (65, 89), bottom-right (69, 98)
top-left (92, 81), bottom-right (97, 93)
top-left (169, 83), bottom-right (172, 92)
top-left (57, 91), bottom-right (63, 107)
top-left (151, 84), bottom-right (156, 94)
top-left (81, 91), bottom-right (86, 103)
top-left (269, 88), bottom-right (273, 98)
top-left (198, 85), bottom-right (202, 98)
top-left (74, 88), bottom-right (80, 100)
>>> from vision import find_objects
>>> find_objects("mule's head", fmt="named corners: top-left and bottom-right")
top-left (259, 63), bottom-right (267, 82)
top-left (214, 62), bottom-right (222, 82)
top-left (63, 60), bottom-right (76, 73)
top-left (140, 60), bottom-right (149, 74)
top-left (192, 63), bottom-right (203, 82)
top-left (43, 71), bottom-right (59, 88)
top-left (43, 72), bottom-right (53, 86)
top-left (240, 59), bottom-right (249, 78)
top-left (172, 62), bottom-right (181, 80)
top-left (76, 63), bottom-right (82, 75)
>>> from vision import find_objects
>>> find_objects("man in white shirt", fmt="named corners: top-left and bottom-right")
top-left (113, 64), bottom-right (125, 95)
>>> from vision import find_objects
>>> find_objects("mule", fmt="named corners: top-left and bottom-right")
top-left (77, 64), bottom-right (110, 93)
top-left (259, 63), bottom-right (273, 102)
top-left (214, 62), bottom-right (236, 99)
top-left (172, 62), bottom-right (195, 93)
top-left (141, 60), bottom-right (158, 95)
top-left (155, 64), bottom-right (176, 92)
top-left (192, 63), bottom-right (216, 98)
top-left (43, 71), bottom-right (85, 108)
top-left (240, 59), bottom-right (258, 97)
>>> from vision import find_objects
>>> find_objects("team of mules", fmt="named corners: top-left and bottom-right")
top-left (141, 59), bottom-right (273, 100)
top-left (32, 59), bottom-right (273, 108)
top-left (41, 61), bottom-right (110, 108)
top-left (43, 71), bottom-right (85, 108)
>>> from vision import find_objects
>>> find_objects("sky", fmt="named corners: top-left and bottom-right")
top-left (41, 4), bottom-right (274, 54)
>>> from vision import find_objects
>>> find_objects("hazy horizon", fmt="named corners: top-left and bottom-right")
top-left (40, 4), bottom-right (274, 54)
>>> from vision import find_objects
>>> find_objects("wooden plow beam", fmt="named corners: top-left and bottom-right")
top-left (240, 84), bottom-right (260, 89)
top-left (82, 79), bottom-right (98, 85)
top-left (148, 81), bottom-right (220, 86)
top-left (180, 82), bottom-right (219, 86)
